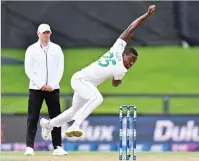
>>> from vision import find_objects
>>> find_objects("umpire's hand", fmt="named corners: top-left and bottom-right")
top-left (41, 85), bottom-right (53, 92)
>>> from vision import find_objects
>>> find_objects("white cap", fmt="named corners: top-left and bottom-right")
top-left (38, 24), bottom-right (52, 33)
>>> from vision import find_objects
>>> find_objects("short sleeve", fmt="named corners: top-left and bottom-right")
top-left (114, 72), bottom-right (126, 80)
top-left (110, 38), bottom-right (127, 54)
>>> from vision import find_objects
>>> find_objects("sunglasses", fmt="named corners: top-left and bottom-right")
top-left (42, 31), bottom-right (51, 34)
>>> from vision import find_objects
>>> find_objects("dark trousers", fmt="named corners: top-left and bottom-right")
top-left (26, 89), bottom-right (61, 149)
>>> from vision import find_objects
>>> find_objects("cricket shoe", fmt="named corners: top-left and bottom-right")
top-left (52, 146), bottom-right (68, 156)
top-left (65, 125), bottom-right (83, 137)
top-left (24, 147), bottom-right (35, 156)
top-left (40, 118), bottom-right (53, 140)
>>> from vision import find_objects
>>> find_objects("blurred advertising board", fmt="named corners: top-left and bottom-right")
top-left (1, 114), bottom-right (199, 151)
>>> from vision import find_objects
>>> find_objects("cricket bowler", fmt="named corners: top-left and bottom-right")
top-left (40, 5), bottom-right (155, 140)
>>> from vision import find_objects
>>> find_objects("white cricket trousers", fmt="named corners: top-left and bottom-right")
top-left (50, 72), bottom-right (103, 128)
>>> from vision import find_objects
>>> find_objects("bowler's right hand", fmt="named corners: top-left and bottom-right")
top-left (148, 5), bottom-right (156, 15)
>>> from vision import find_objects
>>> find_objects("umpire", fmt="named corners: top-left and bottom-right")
top-left (24, 24), bottom-right (67, 156)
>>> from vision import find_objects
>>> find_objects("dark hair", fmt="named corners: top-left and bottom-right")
top-left (123, 47), bottom-right (138, 57)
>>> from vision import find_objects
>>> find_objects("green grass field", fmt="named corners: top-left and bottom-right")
top-left (2, 47), bottom-right (199, 114)
top-left (1, 151), bottom-right (199, 161)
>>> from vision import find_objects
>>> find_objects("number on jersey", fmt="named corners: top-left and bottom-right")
top-left (98, 52), bottom-right (117, 67)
